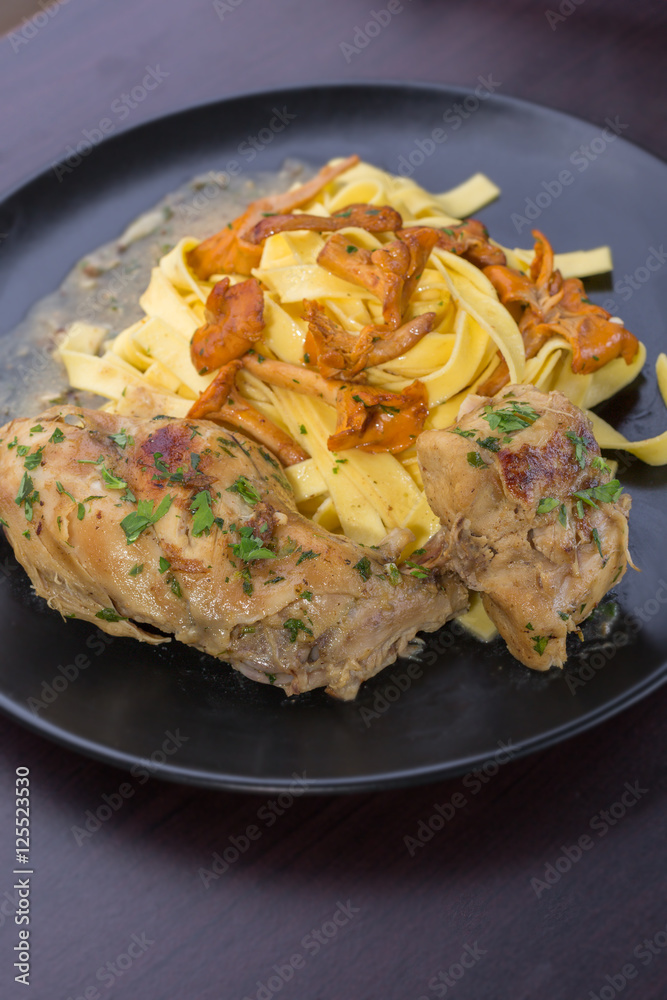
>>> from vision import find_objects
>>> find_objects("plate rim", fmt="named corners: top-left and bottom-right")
top-left (1, 78), bottom-right (666, 794)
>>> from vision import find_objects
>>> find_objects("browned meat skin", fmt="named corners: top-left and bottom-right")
top-left (417, 385), bottom-right (632, 671)
top-left (0, 407), bottom-right (466, 700)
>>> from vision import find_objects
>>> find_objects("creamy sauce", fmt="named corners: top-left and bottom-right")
top-left (0, 159), bottom-right (312, 420)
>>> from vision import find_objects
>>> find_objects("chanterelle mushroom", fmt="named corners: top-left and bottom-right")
top-left (187, 360), bottom-right (308, 467)
top-left (187, 155), bottom-right (360, 279)
top-left (190, 276), bottom-right (265, 375)
top-left (479, 230), bottom-right (639, 395)
top-left (317, 227), bottom-right (439, 329)
top-left (245, 203), bottom-right (403, 244)
top-left (303, 301), bottom-right (436, 379)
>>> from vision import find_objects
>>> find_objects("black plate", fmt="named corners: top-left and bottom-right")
top-left (1, 83), bottom-right (667, 793)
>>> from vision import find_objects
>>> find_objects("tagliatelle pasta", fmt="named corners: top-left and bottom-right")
top-left (56, 158), bottom-right (667, 638)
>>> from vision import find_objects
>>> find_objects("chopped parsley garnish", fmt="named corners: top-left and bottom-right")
top-left (190, 490), bottom-right (215, 536)
top-left (24, 447), bottom-right (44, 471)
top-left (296, 549), bottom-right (319, 566)
top-left (56, 481), bottom-right (76, 503)
top-left (49, 428), bottom-right (66, 444)
top-left (354, 556), bottom-right (372, 581)
top-left (379, 404), bottom-right (400, 415)
top-left (109, 430), bottom-right (134, 449)
top-left (612, 566), bottom-right (623, 583)
top-left (188, 424), bottom-right (202, 441)
top-left (30, 425), bottom-right (44, 434)
top-left (591, 456), bottom-right (612, 474)
top-left (558, 611), bottom-right (569, 621)
top-left (101, 465), bottom-right (128, 490)
top-left (231, 525), bottom-right (275, 561)
top-left (565, 431), bottom-right (588, 470)
top-left (467, 452), bottom-right (488, 469)
top-left (483, 401), bottom-right (539, 433)
top-left (16, 473), bottom-right (34, 505)
top-left (532, 635), bottom-right (549, 655)
top-left (386, 562), bottom-right (401, 586)
top-left (571, 480), bottom-right (623, 510)
top-left (129, 564), bottom-right (144, 576)
top-left (267, 673), bottom-right (276, 684)
top-left (536, 497), bottom-right (560, 515)
top-left (450, 427), bottom-right (476, 439)
top-left (477, 436), bottom-right (501, 452)
top-left (283, 618), bottom-right (313, 642)
top-left (525, 622), bottom-right (534, 631)
top-left (169, 577), bottom-right (182, 598)
top-left (591, 527), bottom-right (604, 559)
top-left (405, 560), bottom-right (429, 579)
top-left (226, 475), bottom-right (262, 505)
top-left (152, 452), bottom-right (185, 484)
top-left (121, 494), bottom-right (173, 543)
top-left (346, 245), bottom-right (358, 254)
top-left (159, 557), bottom-right (170, 574)
top-left (190, 453), bottom-right (201, 472)
top-left (7, 436), bottom-right (18, 449)
top-left (302, 591), bottom-right (313, 601)
top-left (558, 504), bottom-right (567, 528)
top-left (299, 425), bottom-right (307, 435)
top-left (17, 445), bottom-right (29, 457)
top-left (96, 608), bottom-right (127, 622)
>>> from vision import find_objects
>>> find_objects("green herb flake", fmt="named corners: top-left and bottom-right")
top-left (558, 504), bottom-right (568, 528)
top-left (30, 425), bottom-right (44, 434)
top-left (267, 673), bottom-right (276, 684)
top-left (169, 577), bottom-right (182, 599)
top-left (591, 456), bottom-right (612, 474)
top-left (283, 618), bottom-right (313, 642)
top-left (129, 564), bottom-right (144, 577)
top-left (386, 562), bottom-right (401, 586)
top-left (612, 566), bottom-right (623, 583)
top-left (354, 556), bottom-right (372, 581)
top-left (467, 451), bottom-right (488, 469)
top-left (231, 525), bottom-right (275, 562)
top-left (190, 490), bottom-right (215, 537)
top-left (299, 424), bottom-right (307, 435)
top-left (483, 401), bottom-right (540, 433)
top-left (532, 635), bottom-right (549, 656)
top-left (226, 475), bottom-right (262, 505)
top-left (449, 427), bottom-right (476, 439)
top-left (405, 560), bottom-right (429, 579)
top-left (537, 497), bottom-right (560, 515)
top-left (101, 465), bottom-right (128, 490)
top-left (7, 436), bottom-right (18, 450)
top-left (302, 591), bottom-right (313, 602)
top-left (296, 549), bottom-right (319, 566)
top-left (558, 611), bottom-right (569, 622)
top-left (477, 436), bottom-right (501, 452)
top-left (346, 245), bottom-right (358, 254)
top-left (121, 494), bottom-right (173, 543)
top-left (96, 608), bottom-right (127, 622)
top-left (49, 428), bottom-right (66, 444)
top-left (565, 431), bottom-right (589, 470)
top-left (571, 480), bottom-right (623, 509)
top-left (24, 447), bottom-right (44, 471)
top-left (525, 622), bottom-right (534, 631)
top-left (159, 557), bottom-right (171, 574)
top-left (109, 430), bottom-right (134, 449)
top-left (591, 527), bottom-right (604, 560)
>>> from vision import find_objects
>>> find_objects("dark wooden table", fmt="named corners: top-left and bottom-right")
top-left (1, 2), bottom-right (667, 998)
